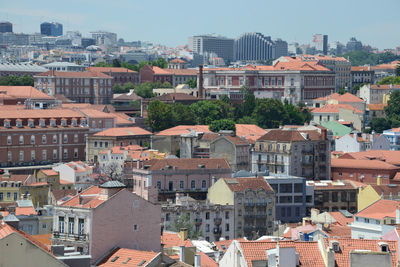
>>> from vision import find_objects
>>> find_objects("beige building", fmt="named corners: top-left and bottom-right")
top-left (359, 84), bottom-right (400, 104)
top-left (208, 177), bottom-right (275, 240)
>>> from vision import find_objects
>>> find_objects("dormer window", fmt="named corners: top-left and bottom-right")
top-left (80, 118), bottom-right (87, 126)
top-left (16, 119), bottom-right (22, 128)
top-left (50, 119), bottom-right (56, 127)
top-left (71, 118), bottom-right (78, 127)
top-left (39, 119), bottom-right (46, 127)
top-left (28, 119), bottom-right (34, 128)
top-left (61, 118), bottom-right (67, 127)
top-left (330, 240), bottom-right (340, 252)
top-left (379, 242), bottom-right (389, 252)
top-left (4, 119), bottom-right (10, 128)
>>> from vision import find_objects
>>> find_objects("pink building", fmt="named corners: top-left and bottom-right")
top-left (52, 181), bottom-right (161, 264)
top-left (125, 158), bottom-right (232, 203)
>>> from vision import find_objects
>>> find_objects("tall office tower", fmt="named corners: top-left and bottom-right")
top-left (0, 21), bottom-right (12, 33)
top-left (90, 31), bottom-right (118, 46)
top-left (234, 32), bottom-right (274, 61)
top-left (346, 37), bottom-right (363, 52)
top-left (313, 34), bottom-right (328, 55)
top-left (188, 35), bottom-right (234, 62)
top-left (273, 39), bottom-right (288, 58)
top-left (40, 22), bottom-right (63, 36)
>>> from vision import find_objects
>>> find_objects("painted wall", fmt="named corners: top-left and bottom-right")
top-left (207, 179), bottom-right (234, 206)
top-left (357, 185), bottom-right (381, 212)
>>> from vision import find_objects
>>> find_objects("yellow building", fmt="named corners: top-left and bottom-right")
top-left (0, 173), bottom-right (29, 204)
top-left (357, 185), bottom-right (381, 212)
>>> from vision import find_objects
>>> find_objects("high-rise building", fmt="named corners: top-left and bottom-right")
top-left (0, 21), bottom-right (12, 33)
top-left (312, 34), bottom-right (328, 55)
top-left (188, 35), bottom-right (234, 62)
top-left (40, 22), bottom-right (63, 36)
top-left (90, 31), bottom-right (117, 46)
top-left (234, 32), bottom-right (274, 61)
top-left (273, 39), bottom-right (288, 58)
top-left (346, 37), bottom-right (363, 52)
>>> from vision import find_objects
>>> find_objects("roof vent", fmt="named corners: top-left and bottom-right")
top-left (330, 240), bottom-right (340, 252)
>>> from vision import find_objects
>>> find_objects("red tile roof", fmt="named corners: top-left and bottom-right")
top-left (314, 92), bottom-right (364, 103)
top-left (86, 67), bottom-right (137, 73)
top-left (156, 125), bottom-right (211, 136)
top-left (323, 238), bottom-right (398, 267)
top-left (143, 158), bottom-right (231, 171)
top-left (223, 177), bottom-right (273, 192)
top-left (331, 158), bottom-right (400, 170)
top-left (351, 66), bottom-right (371, 72)
top-left (258, 129), bottom-right (323, 142)
top-left (356, 199), bottom-right (400, 219)
top-left (0, 86), bottom-right (53, 99)
top-left (368, 103), bottom-right (387, 111)
top-left (161, 231), bottom-right (193, 248)
top-left (311, 104), bottom-right (363, 114)
top-left (370, 84), bottom-right (400, 90)
top-left (0, 108), bottom-right (83, 120)
top-left (97, 248), bottom-right (159, 267)
top-left (339, 151), bottom-right (400, 166)
top-left (0, 174), bottom-right (30, 183)
top-left (61, 186), bottom-right (105, 208)
top-left (239, 240), bottom-right (325, 267)
top-left (169, 58), bottom-right (187, 64)
top-left (199, 252), bottom-right (218, 267)
top-left (35, 70), bottom-right (112, 78)
top-left (94, 127), bottom-right (151, 137)
top-left (41, 169), bottom-right (58, 176)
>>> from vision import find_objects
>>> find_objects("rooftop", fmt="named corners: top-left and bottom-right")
top-left (142, 158), bottom-right (231, 171)
top-left (339, 150), bottom-right (400, 166)
top-left (223, 177), bottom-right (273, 192)
top-left (314, 92), bottom-right (364, 103)
top-left (311, 103), bottom-right (363, 114)
top-left (35, 70), bottom-right (112, 78)
top-left (0, 86), bottom-right (53, 100)
top-left (97, 247), bottom-right (159, 267)
top-left (0, 62), bottom-right (47, 72)
top-left (93, 127), bottom-right (151, 137)
top-left (258, 129), bottom-right (323, 142)
top-left (161, 231), bottom-right (193, 248)
top-left (86, 66), bottom-right (137, 73)
top-left (356, 199), bottom-right (400, 219)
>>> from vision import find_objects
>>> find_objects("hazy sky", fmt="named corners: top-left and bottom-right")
top-left (1, 0), bottom-right (399, 49)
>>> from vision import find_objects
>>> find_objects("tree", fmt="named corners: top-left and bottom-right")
top-left (101, 161), bottom-right (123, 181)
top-left (166, 214), bottom-right (201, 239)
top-left (209, 119), bottom-right (236, 133)
top-left (134, 82), bottom-right (155, 98)
top-left (152, 58), bottom-right (168, 69)
top-left (0, 75), bottom-right (34, 86)
top-left (242, 90), bottom-right (256, 117)
top-left (396, 64), bottom-right (400, 77)
top-left (236, 116), bottom-right (257, 124)
top-left (112, 84), bottom-right (125, 94)
top-left (252, 99), bottom-right (286, 128)
top-left (219, 95), bottom-right (231, 105)
top-left (368, 118), bottom-right (392, 133)
top-left (94, 61), bottom-right (111, 67)
top-left (112, 59), bottom-right (121, 67)
top-left (185, 79), bottom-right (197, 89)
top-left (385, 91), bottom-right (400, 118)
top-left (283, 103), bottom-right (306, 125)
top-left (190, 100), bottom-right (222, 124)
top-left (146, 100), bottom-right (174, 132)
top-left (171, 103), bottom-right (197, 125)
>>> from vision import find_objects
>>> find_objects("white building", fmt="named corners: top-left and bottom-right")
top-left (53, 161), bottom-right (93, 190)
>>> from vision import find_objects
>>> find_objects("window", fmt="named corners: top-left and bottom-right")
top-left (179, 181), bottom-right (184, 189)
top-left (94, 141), bottom-right (98, 147)
top-left (238, 209), bottom-right (242, 216)
top-left (42, 135), bottom-right (47, 144)
top-left (78, 219), bottom-right (85, 235)
top-left (31, 150), bottom-right (35, 161)
top-left (225, 211), bottom-right (229, 219)
top-left (191, 180), bottom-right (195, 189)
top-left (202, 180), bottom-right (206, 189)
top-left (53, 135), bottom-right (57, 144)
top-left (68, 218), bottom-right (74, 235)
top-left (338, 172), bottom-right (342, 177)
top-left (7, 136), bottom-right (11, 145)
top-left (206, 224), bottom-right (210, 232)
top-left (206, 212), bottom-right (210, 220)
top-left (0, 192), bottom-right (3, 201)
top-left (63, 149), bottom-right (68, 159)
top-left (59, 217), bottom-right (65, 233)
top-left (364, 218), bottom-right (370, 223)
top-left (53, 149), bottom-right (57, 160)
top-left (7, 151), bottom-right (12, 161)
top-left (63, 134), bottom-right (68, 143)
top-left (332, 192), bottom-right (338, 202)
top-left (13, 192), bottom-right (18, 201)
top-left (105, 141), bottom-right (108, 147)
top-left (19, 151), bottom-right (24, 161)
top-left (74, 148), bottom-right (78, 159)
top-left (19, 135), bottom-right (24, 144)
top-left (133, 225), bottom-right (138, 231)
top-left (225, 223), bottom-right (229, 231)
top-left (157, 181), bottom-right (161, 189)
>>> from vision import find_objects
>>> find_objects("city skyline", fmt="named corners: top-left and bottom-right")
top-left (1, 0), bottom-right (399, 49)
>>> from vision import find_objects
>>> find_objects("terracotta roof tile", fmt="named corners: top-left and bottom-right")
top-left (370, 84), bottom-right (400, 90)
top-left (323, 238), bottom-right (398, 267)
top-left (35, 70), bottom-right (112, 78)
top-left (311, 104), bottom-right (363, 114)
top-left (51, 189), bottom-right (77, 201)
top-left (258, 129), bottom-right (323, 142)
top-left (0, 86), bottom-right (53, 99)
top-left (339, 151), bottom-right (400, 166)
top-left (61, 186), bottom-right (105, 208)
top-left (161, 231), bottom-right (193, 248)
top-left (169, 58), bottom-right (187, 64)
top-left (86, 67), bottom-right (137, 73)
top-left (356, 199), bottom-right (400, 219)
top-left (97, 248), bottom-right (159, 267)
top-left (239, 240), bottom-right (325, 267)
top-left (41, 169), bottom-right (58, 176)
top-left (331, 158), bottom-right (400, 170)
top-left (199, 252), bottom-right (218, 267)
top-left (94, 127), bottom-right (151, 137)
top-left (314, 92), bottom-right (364, 103)
top-left (223, 177), bottom-right (273, 192)
top-left (0, 174), bottom-right (30, 183)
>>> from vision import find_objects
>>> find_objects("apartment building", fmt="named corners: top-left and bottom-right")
top-left (200, 61), bottom-right (335, 103)
top-left (162, 193), bottom-right (234, 242)
top-left (52, 181), bottom-right (161, 264)
top-left (351, 66), bottom-right (374, 87)
top-left (86, 67), bottom-right (139, 85)
top-left (140, 65), bottom-right (197, 87)
top-left (188, 35), bottom-right (234, 62)
top-left (359, 84), bottom-right (400, 104)
top-left (252, 127), bottom-right (330, 180)
top-left (34, 70), bottom-right (113, 104)
top-left (208, 177), bottom-right (275, 240)
top-left (0, 108), bottom-right (89, 167)
top-left (125, 158), bottom-right (232, 203)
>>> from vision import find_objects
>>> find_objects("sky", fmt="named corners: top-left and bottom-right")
top-left (1, 0), bottom-right (399, 49)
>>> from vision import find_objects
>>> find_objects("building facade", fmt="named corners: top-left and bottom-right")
top-left (189, 35), bottom-right (234, 63)
top-left (234, 32), bottom-right (274, 61)
top-left (40, 22), bottom-right (63, 36)
top-left (34, 71), bottom-right (113, 104)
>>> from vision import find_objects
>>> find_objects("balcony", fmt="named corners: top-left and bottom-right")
top-left (256, 202), bottom-right (267, 207)
top-left (256, 214), bottom-right (267, 219)
top-left (244, 202), bottom-right (255, 207)
top-left (213, 227), bottom-right (222, 235)
top-left (195, 218), bottom-right (202, 225)
top-left (52, 231), bottom-right (88, 242)
top-left (244, 213), bottom-right (255, 218)
top-left (244, 225), bottom-right (253, 232)
top-left (214, 217), bottom-right (222, 225)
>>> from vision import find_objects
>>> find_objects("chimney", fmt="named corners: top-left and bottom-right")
top-left (194, 254), bottom-right (201, 267)
top-left (212, 176), bottom-right (217, 185)
top-left (377, 175), bottom-right (382, 186)
top-left (179, 246), bottom-right (186, 263)
top-left (198, 65), bottom-right (204, 99)
top-left (179, 228), bottom-right (188, 241)
top-left (321, 128), bottom-right (327, 140)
